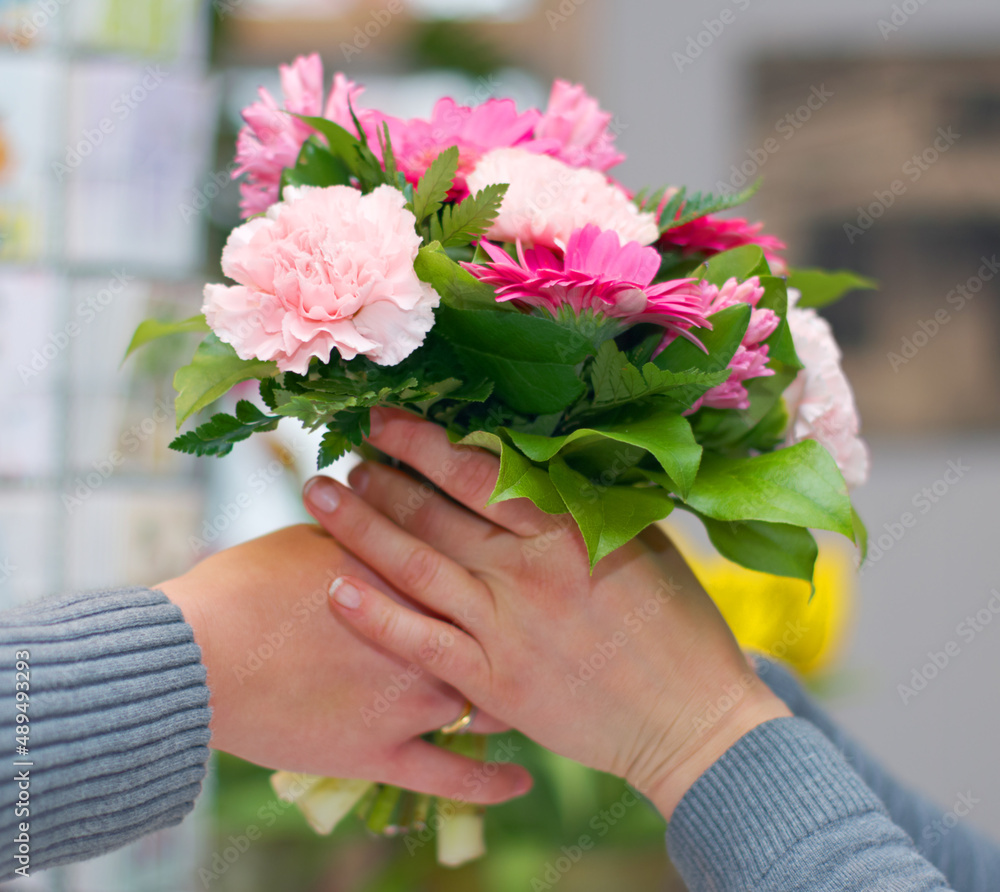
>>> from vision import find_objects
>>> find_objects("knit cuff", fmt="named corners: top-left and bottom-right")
top-left (667, 717), bottom-right (887, 891)
top-left (0, 587), bottom-right (212, 879)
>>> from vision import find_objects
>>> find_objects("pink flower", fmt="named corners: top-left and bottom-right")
top-left (467, 148), bottom-right (659, 249)
top-left (534, 80), bottom-right (625, 172)
top-left (381, 98), bottom-right (541, 197)
top-left (666, 276), bottom-right (779, 412)
top-left (783, 296), bottom-right (869, 489)
top-left (233, 55), bottom-right (368, 218)
top-left (462, 225), bottom-right (707, 340)
top-left (659, 211), bottom-right (787, 274)
top-left (203, 185), bottom-right (440, 374)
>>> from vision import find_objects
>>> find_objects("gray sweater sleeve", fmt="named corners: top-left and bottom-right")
top-left (756, 657), bottom-right (1000, 891)
top-left (667, 717), bottom-right (956, 892)
top-left (0, 587), bottom-right (212, 881)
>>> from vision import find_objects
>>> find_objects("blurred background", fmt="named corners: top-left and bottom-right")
top-left (1, 0), bottom-right (999, 889)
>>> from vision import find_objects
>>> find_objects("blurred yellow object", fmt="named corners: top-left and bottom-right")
top-left (664, 526), bottom-right (856, 676)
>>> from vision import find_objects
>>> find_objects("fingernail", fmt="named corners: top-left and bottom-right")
top-left (514, 774), bottom-right (532, 796)
top-left (368, 407), bottom-right (385, 439)
top-left (305, 477), bottom-right (340, 513)
top-left (350, 464), bottom-right (370, 495)
top-left (329, 578), bottom-right (362, 609)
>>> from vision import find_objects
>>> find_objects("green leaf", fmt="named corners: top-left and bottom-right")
top-left (292, 114), bottom-right (385, 190)
top-left (414, 243), bottom-right (514, 312)
top-left (507, 408), bottom-right (702, 499)
top-left (658, 181), bottom-right (760, 232)
top-left (173, 335), bottom-right (278, 428)
top-left (411, 147), bottom-right (459, 224)
top-left (757, 275), bottom-right (802, 369)
top-left (685, 440), bottom-right (854, 539)
top-left (318, 429), bottom-right (354, 469)
top-left (490, 441), bottom-right (568, 515)
top-left (548, 458), bottom-right (675, 568)
top-left (430, 183), bottom-right (508, 248)
top-left (455, 429), bottom-right (503, 455)
top-left (787, 268), bottom-right (877, 309)
top-left (589, 341), bottom-right (728, 410)
top-left (435, 305), bottom-right (593, 415)
top-left (697, 245), bottom-right (770, 286)
top-left (123, 314), bottom-right (209, 362)
top-left (852, 507), bottom-right (869, 562)
top-left (170, 400), bottom-right (280, 457)
top-left (281, 138), bottom-right (351, 193)
top-left (699, 515), bottom-right (818, 583)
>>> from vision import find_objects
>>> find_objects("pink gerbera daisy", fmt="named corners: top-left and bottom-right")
top-left (462, 225), bottom-right (708, 342)
top-left (660, 213), bottom-right (788, 274)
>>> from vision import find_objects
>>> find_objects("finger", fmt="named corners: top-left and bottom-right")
top-left (327, 574), bottom-right (490, 703)
top-left (348, 462), bottom-right (497, 565)
top-left (421, 686), bottom-right (509, 736)
top-left (305, 476), bottom-right (493, 629)
top-left (366, 407), bottom-right (552, 537)
top-left (384, 739), bottom-right (532, 805)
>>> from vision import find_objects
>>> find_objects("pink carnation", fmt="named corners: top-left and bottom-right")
top-left (467, 148), bottom-right (659, 249)
top-left (663, 276), bottom-right (779, 412)
top-left (380, 98), bottom-right (541, 197)
top-left (462, 225), bottom-right (707, 340)
top-left (783, 297), bottom-right (869, 489)
top-left (233, 54), bottom-right (369, 218)
top-left (534, 80), bottom-right (625, 172)
top-left (203, 185), bottom-right (439, 374)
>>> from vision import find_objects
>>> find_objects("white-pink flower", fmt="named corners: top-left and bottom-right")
top-left (534, 80), bottom-right (625, 172)
top-left (466, 147), bottom-right (659, 249)
top-left (783, 293), bottom-right (870, 489)
top-left (202, 185), bottom-right (439, 374)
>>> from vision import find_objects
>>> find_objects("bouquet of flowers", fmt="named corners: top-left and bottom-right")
top-left (129, 54), bottom-right (873, 865)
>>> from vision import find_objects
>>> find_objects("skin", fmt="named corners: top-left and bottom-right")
top-left (158, 524), bottom-right (531, 804)
top-left (303, 407), bottom-right (791, 820)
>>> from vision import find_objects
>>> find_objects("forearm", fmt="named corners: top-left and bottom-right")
top-left (756, 657), bottom-right (1000, 891)
top-left (667, 717), bottom-right (956, 892)
top-left (0, 588), bottom-right (211, 880)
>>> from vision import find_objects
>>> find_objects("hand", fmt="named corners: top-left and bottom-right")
top-left (303, 408), bottom-right (791, 819)
top-left (157, 524), bottom-right (531, 804)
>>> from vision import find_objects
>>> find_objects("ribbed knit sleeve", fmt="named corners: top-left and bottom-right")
top-left (0, 587), bottom-right (212, 881)
top-left (667, 718), bottom-right (956, 892)
top-left (756, 657), bottom-right (1000, 892)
